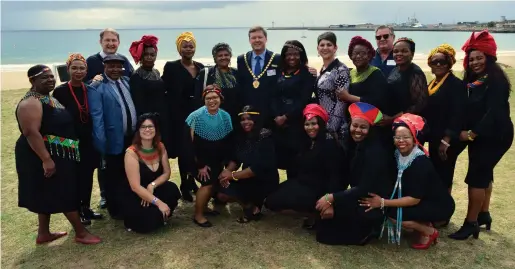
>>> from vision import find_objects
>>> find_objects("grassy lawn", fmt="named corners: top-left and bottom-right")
top-left (2, 69), bottom-right (515, 269)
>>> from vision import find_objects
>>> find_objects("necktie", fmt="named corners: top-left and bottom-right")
top-left (254, 56), bottom-right (261, 76)
top-left (115, 81), bottom-right (132, 136)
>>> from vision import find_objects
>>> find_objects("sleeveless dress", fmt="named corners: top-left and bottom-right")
top-left (15, 91), bottom-right (80, 214)
top-left (121, 145), bottom-right (181, 233)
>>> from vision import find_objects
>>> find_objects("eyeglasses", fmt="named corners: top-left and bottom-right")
top-left (430, 59), bottom-right (448, 66)
top-left (375, 34), bottom-right (390, 41)
top-left (393, 136), bottom-right (412, 141)
top-left (140, 125), bottom-right (155, 130)
top-left (351, 51), bottom-right (368, 58)
top-left (205, 96), bottom-right (220, 101)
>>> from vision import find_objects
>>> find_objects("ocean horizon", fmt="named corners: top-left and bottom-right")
top-left (2, 28), bottom-right (515, 70)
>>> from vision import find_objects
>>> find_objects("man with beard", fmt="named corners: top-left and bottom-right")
top-left (370, 25), bottom-right (396, 77)
top-left (89, 55), bottom-right (137, 219)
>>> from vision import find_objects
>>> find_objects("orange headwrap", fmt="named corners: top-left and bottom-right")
top-left (461, 30), bottom-right (497, 69)
top-left (393, 113), bottom-right (428, 156)
top-left (129, 35), bottom-right (159, 64)
top-left (176, 32), bottom-right (196, 54)
top-left (66, 53), bottom-right (87, 68)
top-left (303, 104), bottom-right (329, 123)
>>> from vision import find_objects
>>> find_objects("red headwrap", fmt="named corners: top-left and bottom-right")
top-left (461, 30), bottom-right (497, 69)
top-left (348, 36), bottom-right (375, 60)
top-left (303, 104), bottom-right (329, 123)
top-left (393, 113), bottom-right (428, 156)
top-left (129, 35), bottom-right (159, 64)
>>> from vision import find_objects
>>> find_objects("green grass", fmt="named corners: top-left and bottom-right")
top-left (2, 70), bottom-right (515, 269)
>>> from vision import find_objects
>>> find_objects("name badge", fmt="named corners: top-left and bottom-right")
top-left (387, 59), bottom-right (396, 66)
top-left (267, 69), bottom-right (276, 76)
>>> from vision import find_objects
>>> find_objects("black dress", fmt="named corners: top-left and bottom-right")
top-left (129, 70), bottom-right (171, 153)
top-left (421, 73), bottom-right (467, 188)
top-left (265, 132), bottom-right (344, 213)
top-left (219, 128), bottom-right (279, 206)
top-left (316, 133), bottom-right (394, 245)
top-left (52, 83), bottom-right (100, 209)
top-left (385, 63), bottom-right (428, 117)
top-left (463, 77), bottom-right (514, 188)
top-left (387, 155), bottom-right (455, 222)
top-left (16, 91), bottom-right (80, 214)
top-left (271, 67), bottom-right (316, 172)
top-left (121, 146), bottom-right (181, 233)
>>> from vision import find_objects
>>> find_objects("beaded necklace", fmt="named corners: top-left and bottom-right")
top-left (427, 72), bottom-right (450, 96)
top-left (67, 82), bottom-right (89, 123)
top-left (282, 69), bottom-right (300, 78)
top-left (467, 75), bottom-right (488, 97)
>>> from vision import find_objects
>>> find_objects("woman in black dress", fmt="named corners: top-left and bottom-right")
top-left (183, 85), bottom-right (233, 227)
top-left (129, 35), bottom-right (170, 153)
top-left (361, 114), bottom-right (455, 250)
top-left (217, 105), bottom-right (279, 223)
top-left (16, 65), bottom-right (101, 245)
top-left (448, 31), bottom-right (514, 240)
top-left (379, 38), bottom-right (428, 129)
top-left (162, 32), bottom-right (204, 201)
top-left (123, 113), bottom-right (181, 233)
top-left (195, 43), bottom-right (240, 123)
top-left (271, 40), bottom-right (316, 177)
top-left (52, 53), bottom-right (103, 226)
top-left (315, 102), bottom-right (392, 245)
top-left (421, 44), bottom-right (467, 197)
top-left (266, 104), bottom-right (343, 228)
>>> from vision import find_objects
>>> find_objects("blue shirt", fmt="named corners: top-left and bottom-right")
top-left (370, 49), bottom-right (395, 78)
top-left (251, 49), bottom-right (267, 75)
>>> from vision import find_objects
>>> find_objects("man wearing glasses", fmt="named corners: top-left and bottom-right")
top-left (371, 25), bottom-right (396, 77)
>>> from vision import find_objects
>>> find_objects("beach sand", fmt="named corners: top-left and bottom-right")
top-left (2, 51), bottom-right (515, 91)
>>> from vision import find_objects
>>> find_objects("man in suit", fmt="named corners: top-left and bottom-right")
top-left (89, 54), bottom-right (137, 219)
top-left (237, 26), bottom-right (281, 125)
top-left (85, 28), bottom-right (134, 209)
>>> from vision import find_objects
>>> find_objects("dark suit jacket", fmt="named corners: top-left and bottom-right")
top-left (236, 50), bottom-right (281, 123)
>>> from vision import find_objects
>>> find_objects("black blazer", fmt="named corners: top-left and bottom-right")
top-left (236, 50), bottom-right (281, 123)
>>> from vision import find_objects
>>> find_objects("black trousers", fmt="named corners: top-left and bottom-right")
top-left (103, 136), bottom-right (132, 218)
top-left (78, 161), bottom-right (95, 208)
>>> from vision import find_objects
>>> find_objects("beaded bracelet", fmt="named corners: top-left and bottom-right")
top-left (325, 193), bottom-right (332, 205)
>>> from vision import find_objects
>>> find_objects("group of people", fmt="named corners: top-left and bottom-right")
top-left (15, 25), bottom-right (512, 250)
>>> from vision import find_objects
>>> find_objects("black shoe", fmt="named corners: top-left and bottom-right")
top-left (477, 211), bottom-right (492, 231)
top-left (82, 208), bottom-right (104, 220)
top-left (99, 197), bottom-right (107, 209)
top-left (448, 220), bottom-right (480, 240)
top-left (193, 218), bottom-right (213, 228)
top-left (80, 211), bottom-right (92, 226)
top-left (181, 189), bottom-right (194, 202)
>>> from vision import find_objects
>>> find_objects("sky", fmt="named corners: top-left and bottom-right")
top-left (1, 0), bottom-right (514, 31)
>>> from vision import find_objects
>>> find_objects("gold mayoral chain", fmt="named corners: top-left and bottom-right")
top-left (244, 52), bottom-right (276, 88)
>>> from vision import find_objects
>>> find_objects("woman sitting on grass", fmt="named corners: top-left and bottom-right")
top-left (123, 113), bottom-right (181, 233)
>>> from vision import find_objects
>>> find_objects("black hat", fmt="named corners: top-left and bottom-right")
top-left (103, 54), bottom-right (125, 63)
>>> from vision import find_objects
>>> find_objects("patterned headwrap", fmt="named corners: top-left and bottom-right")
top-left (427, 43), bottom-right (456, 67)
top-left (393, 113), bottom-right (428, 156)
top-left (303, 104), bottom-right (329, 123)
top-left (348, 102), bottom-right (382, 125)
top-left (176, 32), bottom-right (196, 54)
top-left (348, 36), bottom-right (375, 60)
top-left (284, 42), bottom-right (304, 52)
top-left (66, 53), bottom-right (87, 68)
top-left (394, 37), bottom-right (416, 53)
top-left (461, 30), bottom-right (497, 69)
top-left (202, 84), bottom-right (224, 100)
top-left (129, 35), bottom-right (159, 64)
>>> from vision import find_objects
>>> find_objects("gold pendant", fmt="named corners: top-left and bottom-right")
top-left (252, 80), bottom-right (260, 88)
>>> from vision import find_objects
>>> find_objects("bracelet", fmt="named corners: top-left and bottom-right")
top-left (151, 197), bottom-right (159, 205)
top-left (380, 198), bottom-right (385, 210)
top-left (440, 139), bottom-right (450, 147)
top-left (325, 193), bottom-right (332, 205)
top-left (467, 130), bottom-right (475, 141)
top-left (231, 171), bottom-right (239, 181)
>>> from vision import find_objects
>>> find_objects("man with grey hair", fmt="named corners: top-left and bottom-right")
top-left (370, 25), bottom-right (396, 77)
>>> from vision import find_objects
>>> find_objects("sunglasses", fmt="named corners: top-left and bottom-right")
top-left (375, 34), bottom-right (390, 41)
top-left (430, 59), bottom-right (448, 66)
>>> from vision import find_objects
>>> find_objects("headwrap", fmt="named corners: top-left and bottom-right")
top-left (348, 102), bottom-right (382, 125)
top-left (303, 104), bottom-right (329, 123)
top-left (212, 42), bottom-right (232, 58)
top-left (66, 53), bottom-right (87, 68)
top-left (129, 35), bottom-right (159, 64)
top-left (427, 44), bottom-right (456, 67)
top-left (348, 36), bottom-right (375, 60)
top-left (238, 106), bottom-right (260, 117)
top-left (27, 64), bottom-right (51, 79)
top-left (461, 30), bottom-right (497, 69)
top-left (202, 85), bottom-right (224, 100)
top-left (176, 32), bottom-right (196, 54)
top-left (392, 113), bottom-right (428, 156)
top-left (394, 37), bottom-right (416, 53)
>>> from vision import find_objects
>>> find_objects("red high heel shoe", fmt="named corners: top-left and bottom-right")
top-left (411, 229), bottom-right (439, 250)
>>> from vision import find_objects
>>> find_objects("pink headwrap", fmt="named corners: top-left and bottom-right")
top-left (393, 113), bottom-right (429, 156)
top-left (129, 35), bottom-right (159, 64)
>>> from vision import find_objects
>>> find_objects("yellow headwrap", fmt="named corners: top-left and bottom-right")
top-left (427, 44), bottom-right (456, 67)
top-left (175, 32), bottom-right (196, 54)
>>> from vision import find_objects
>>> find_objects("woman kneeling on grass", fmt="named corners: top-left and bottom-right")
top-left (360, 113), bottom-right (455, 249)
top-left (123, 113), bottom-right (181, 233)
top-left (217, 105), bottom-right (280, 223)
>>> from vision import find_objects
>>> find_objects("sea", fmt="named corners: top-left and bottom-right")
top-left (2, 28), bottom-right (515, 71)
